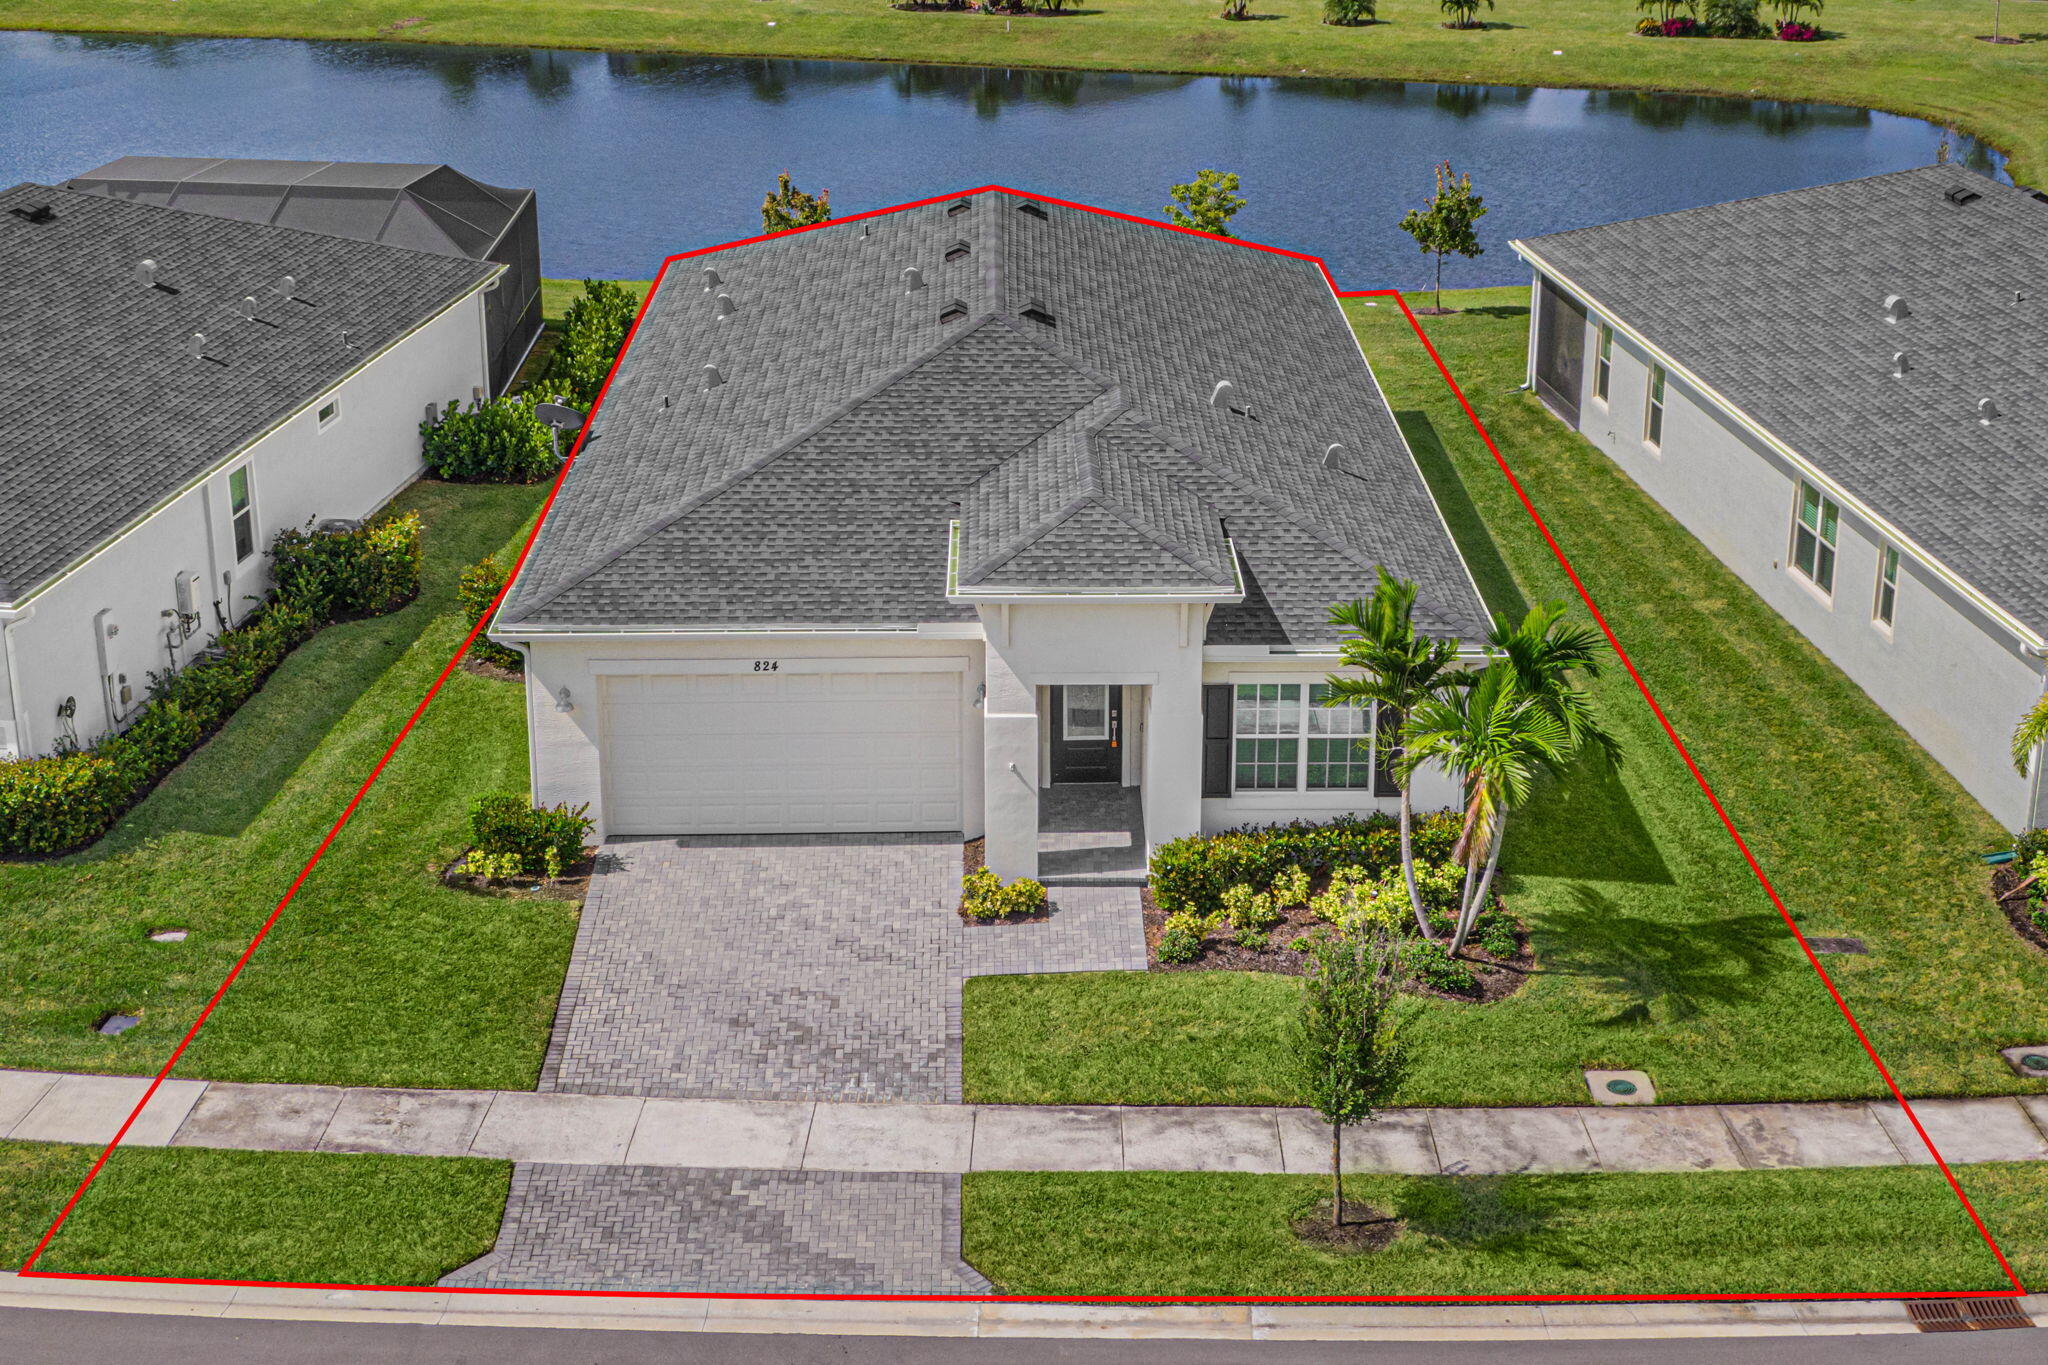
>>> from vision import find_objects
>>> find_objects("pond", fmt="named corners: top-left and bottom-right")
top-left (0, 29), bottom-right (2004, 287)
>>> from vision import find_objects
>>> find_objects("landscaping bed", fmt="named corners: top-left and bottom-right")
top-left (1990, 849), bottom-right (2048, 957)
top-left (442, 847), bottom-right (597, 902)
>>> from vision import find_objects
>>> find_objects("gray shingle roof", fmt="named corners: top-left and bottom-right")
top-left (1515, 165), bottom-right (2048, 639)
top-left (0, 183), bottom-right (498, 604)
top-left (501, 191), bottom-right (1485, 646)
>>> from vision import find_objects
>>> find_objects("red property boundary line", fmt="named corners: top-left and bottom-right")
top-left (14, 186), bottom-right (2026, 1305)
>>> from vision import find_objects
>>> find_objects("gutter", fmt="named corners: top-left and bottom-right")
top-left (1511, 241), bottom-right (2048, 654)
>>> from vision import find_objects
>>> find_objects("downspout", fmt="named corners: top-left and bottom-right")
top-left (0, 605), bottom-right (33, 758)
top-left (1522, 267), bottom-right (1542, 391)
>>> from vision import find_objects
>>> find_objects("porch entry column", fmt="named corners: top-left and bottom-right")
top-left (981, 644), bottom-right (1040, 880)
top-left (1141, 660), bottom-right (1203, 850)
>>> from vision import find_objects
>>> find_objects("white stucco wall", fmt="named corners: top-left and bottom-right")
top-left (1, 291), bottom-right (489, 758)
top-left (1535, 272), bottom-right (2048, 831)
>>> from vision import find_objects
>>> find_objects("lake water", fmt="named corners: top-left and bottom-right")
top-left (0, 29), bottom-right (2004, 287)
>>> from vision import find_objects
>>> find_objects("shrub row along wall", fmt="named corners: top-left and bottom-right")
top-left (1150, 809), bottom-right (1462, 916)
top-left (0, 514), bottom-right (423, 857)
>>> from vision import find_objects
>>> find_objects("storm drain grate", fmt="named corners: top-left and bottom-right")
top-left (1907, 1299), bottom-right (2035, 1332)
top-left (1808, 936), bottom-right (1868, 955)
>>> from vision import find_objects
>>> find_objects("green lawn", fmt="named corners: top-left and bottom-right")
top-left (963, 286), bottom-right (2048, 1109)
top-left (963, 1163), bottom-right (2046, 1296)
top-left (1, 1140), bottom-right (507, 1284)
top-left (0, 478), bottom-right (579, 1090)
top-left (12, 1), bottom-right (2048, 184)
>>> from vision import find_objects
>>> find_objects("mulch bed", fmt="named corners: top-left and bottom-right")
top-left (1140, 876), bottom-right (1533, 1004)
top-left (1991, 862), bottom-right (2048, 956)
top-left (442, 847), bottom-right (597, 903)
top-left (1291, 1201), bottom-right (1405, 1253)
top-left (459, 652), bottom-right (524, 684)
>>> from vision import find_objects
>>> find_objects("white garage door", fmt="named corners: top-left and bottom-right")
top-left (600, 666), bottom-right (964, 835)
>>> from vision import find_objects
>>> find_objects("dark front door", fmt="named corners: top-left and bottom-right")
top-left (1050, 684), bottom-right (1122, 784)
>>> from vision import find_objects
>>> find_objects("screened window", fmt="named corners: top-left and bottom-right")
top-left (228, 466), bottom-right (256, 562)
top-left (1874, 545), bottom-right (1899, 627)
top-left (1792, 481), bottom-right (1839, 595)
top-left (1233, 682), bottom-right (1388, 794)
top-left (1594, 324), bottom-right (1613, 402)
top-left (1645, 364), bottom-right (1667, 447)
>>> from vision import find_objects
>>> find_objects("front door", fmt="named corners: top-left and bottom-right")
top-left (1050, 684), bottom-right (1122, 784)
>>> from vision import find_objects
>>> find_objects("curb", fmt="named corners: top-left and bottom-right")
top-left (2, 1275), bottom-right (2041, 1340)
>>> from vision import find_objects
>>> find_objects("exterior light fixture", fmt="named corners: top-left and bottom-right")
top-left (555, 686), bottom-right (574, 713)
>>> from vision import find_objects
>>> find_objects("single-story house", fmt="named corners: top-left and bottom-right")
top-left (65, 157), bottom-right (543, 395)
top-left (492, 190), bottom-right (1488, 877)
top-left (0, 181), bottom-right (502, 761)
top-left (1513, 165), bottom-right (2048, 831)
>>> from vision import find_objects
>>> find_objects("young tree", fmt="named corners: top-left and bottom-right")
top-left (1438, 0), bottom-right (1495, 27)
top-left (1401, 665), bottom-right (1571, 955)
top-left (1165, 169), bottom-right (1246, 238)
top-left (761, 171), bottom-right (831, 234)
top-left (1398, 161), bottom-right (1487, 314)
top-left (1323, 572), bottom-right (1475, 939)
top-left (2014, 694), bottom-right (2048, 776)
top-left (1294, 928), bottom-right (1409, 1229)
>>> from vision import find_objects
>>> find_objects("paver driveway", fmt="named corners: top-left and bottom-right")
top-left (538, 834), bottom-right (1145, 1104)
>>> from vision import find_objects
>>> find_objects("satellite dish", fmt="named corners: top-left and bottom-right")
top-left (534, 402), bottom-right (586, 432)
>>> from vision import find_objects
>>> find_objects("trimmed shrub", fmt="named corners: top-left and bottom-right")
top-left (1323, 0), bottom-right (1377, 22)
top-left (421, 396), bottom-right (559, 484)
top-left (470, 793), bottom-right (592, 877)
top-left (535, 280), bottom-right (639, 409)
top-left (1150, 810), bottom-right (1460, 916)
top-left (0, 749), bottom-right (138, 856)
top-left (962, 867), bottom-right (1049, 920)
top-left (269, 513), bottom-right (423, 621)
top-left (1158, 911), bottom-right (1209, 963)
top-left (1703, 0), bottom-right (1765, 35)
top-left (459, 554), bottom-right (523, 670)
top-left (1401, 937), bottom-right (1479, 993)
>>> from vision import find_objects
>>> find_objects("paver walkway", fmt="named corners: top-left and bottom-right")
top-left (9, 1067), bottom-right (2048, 1175)
top-left (538, 836), bottom-right (1146, 1103)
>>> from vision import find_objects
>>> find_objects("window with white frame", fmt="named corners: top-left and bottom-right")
top-left (1594, 324), bottom-right (1613, 403)
top-left (1232, 682), bottom-right (1389, 794)
top-left (1644, 364), bottom-right (1667, 447)
top-left (1791, 481), bottom-right (1839, 595)
top-left (228, 465), bottom-right (256, 562)
top-left (317, 398), bottom-right (340, 428)
top-left (1873, 544), bottom-right (1899, 628)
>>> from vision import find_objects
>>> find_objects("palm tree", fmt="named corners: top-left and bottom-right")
top-left (1324, 572), bottom-right (1474, 938)
top-left (2015, 693), bottom-right (2048, 775)
top-left (1401, 665), bottom-right (1571, 955)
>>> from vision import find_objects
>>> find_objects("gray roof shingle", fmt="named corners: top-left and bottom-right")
top-left (0, 183), bottom-right (498, 604)
top-left (1515, 165), bottom-right (2048, 639)
top-left (501, 191), bottom-right (1485, 645)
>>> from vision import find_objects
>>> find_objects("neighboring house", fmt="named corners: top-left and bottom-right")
top-left (0, 182), bottom-right (501, 761)
top-left (1513, 166), bottom-right (2048, 831)
top-left (65, 157), bottom-right (542, 394)
top-left (492, 190), bottom-right (1487, 877)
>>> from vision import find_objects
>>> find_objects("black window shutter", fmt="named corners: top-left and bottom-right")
top-left (1201, 684), bottom-right (1232, 798)
top-left (1374, 704), bottom-right (1404, 797)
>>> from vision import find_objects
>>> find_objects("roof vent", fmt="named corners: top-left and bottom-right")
top-left (1020, 303), bottom-right (1055, 327)
top-left (940, 300), bottom-right (968, 325)
top-left (8, 203), bottom-right (55, 225)
top-left (186, 332), bottom-right (205, 360)
top-left (239, 295), bottom-right (259, 320)
top-left (1017, 202), bottom-right (1049, 221)
top-left (1322, 442), bottom-right (1346, 470)
top-left (703, 363), bottom-right (725, 390)
top-left (1210, 380), bottom-right (1237, 408)
top-left (945, 240), bottom-right (971, 263)
top-left (1884, 294), bottom-right (1910, 323)
top-left (701, 265), bottom-right (721, 291)
top-left (902, 266), bottom-right (925, 292)
top-left (135, 258), bottom-right (158, 288)
top-left (947, 199), bottom-right (972, 217)
top-left (1945, 185), bottom-right (1982, 207)
top-left (715, 291), bottom-right (738, 318)
top-left (1891, 351), bottom-right (1910, 379)
top-left (1979, 397), bottom-right (2000, 424)
top-left (276, 273), bottom-right (296, 301)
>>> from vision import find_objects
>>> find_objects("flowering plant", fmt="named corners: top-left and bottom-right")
top-left (1777, 19), bottom-right (1820, 38)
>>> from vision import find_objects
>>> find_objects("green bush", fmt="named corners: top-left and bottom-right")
top-left (269, 513), bottom-right (423, 621)
top-left (1323, 0), bottom-right (1376, 20)
top-left (1158, 910), bottom-right (1209, 964)
top-left (1400, 938), bottom-right (1478, 994)
top-left (1149, 810), bottom-right (1460, 916)
top-left (1703, 0), bottom-right (1766, 33)
top-left (0, 749), bottom-right (139, 856)
top-left (458, 554), bottom-right (523, 670)
top-left (535, 280), bottom-right (639, 408)
top-left (469, 793), bottom-right (592, 877)
top-left (962, 867), bottom-right (1049, 920)
top-left (2014, 828), bottom-right (2048, 863)
top-left (421, 395), bottom-right (559, 484)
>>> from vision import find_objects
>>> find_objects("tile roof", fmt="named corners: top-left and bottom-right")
top-left (0, 183), bottom-right (498, 604)
top-left (501, 191), bottom-right (1486, 646)
top-left (1515, 165), bottom-right (2048, 639)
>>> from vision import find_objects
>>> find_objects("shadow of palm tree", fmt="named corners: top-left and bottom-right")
top-left (1534, 885), bottom-right (1793, 1026)
top-left (1391, 1174), bottom-right (1582, 1266)
top-left (1506, 759), bottom-right (1674, 886)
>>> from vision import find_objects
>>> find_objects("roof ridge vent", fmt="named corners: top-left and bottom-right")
top-left (903, 266), bottom-right (925, 292)
top-left (1884, 294), bottom-right (1910, 323)
top-left (701, 265), bottom-right (721, 291)
top-left (1978, 397), bottom-right (2000, 425)
top-left (1945, 184), bottom-right (1982, 207)
top-left (703, 363), bottom-right (725, 390)
top-left (715, 291), bottom-right (738, 318)
top-left (1892, 351), bottom-right (1910, 379)
top-left (8, 203), bottom-right (56, 224)
top-left (1322, 442), bottom-right (1346, 470)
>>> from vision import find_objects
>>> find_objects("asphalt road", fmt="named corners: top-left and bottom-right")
top-left (2, 1309), bottom-right (2043, 1365)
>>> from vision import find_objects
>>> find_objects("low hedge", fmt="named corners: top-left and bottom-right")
top-left (535, 279), bottom-right (638, 409)
top-left (1150, 810), bottom-right (1462, 916)
top-left (269, 512), bottom-right (424, 621)
top-left (420, 395), bottom-right (558, 484)
top-left (470, 793), bottom-right (592, 877)
top-left (458, 554), bottom-right (522, 671)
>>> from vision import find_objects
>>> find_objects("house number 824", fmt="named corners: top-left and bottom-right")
top-left (752, 660), bottom-right (779, 672)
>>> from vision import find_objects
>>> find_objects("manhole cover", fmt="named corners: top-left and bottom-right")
top-left (2024, 1054), bottom-right (2048, 1073)
top-left (94, 1012), bottom-right (140, 1036)
top-left (148, 928), bottom-right (188, 943)
top-left (1605, 1079), bottom-right (1638, 1096)
top-left (1808, 937), bottom-right (1868, 955)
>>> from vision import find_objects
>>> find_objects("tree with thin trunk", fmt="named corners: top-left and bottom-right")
top-left (1401, 665), bottom-right (1570, 955)
top-left (1323, 572), bottom-right (1475, 939)
top-left (2014, 693), bottom-right (2048, 776)
top-left (1165, 169), bottom-right (1246, 238)
top-left (762, 171), bottom-right (831, 234)
top-left (1398, 161), bottom-right (1487, 315)
top-left (1293, 927), bottom-right (1409, 1230)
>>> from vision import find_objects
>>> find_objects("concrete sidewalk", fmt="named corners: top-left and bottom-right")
top-left (6, 1068), bottom-right (2048, 1176)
